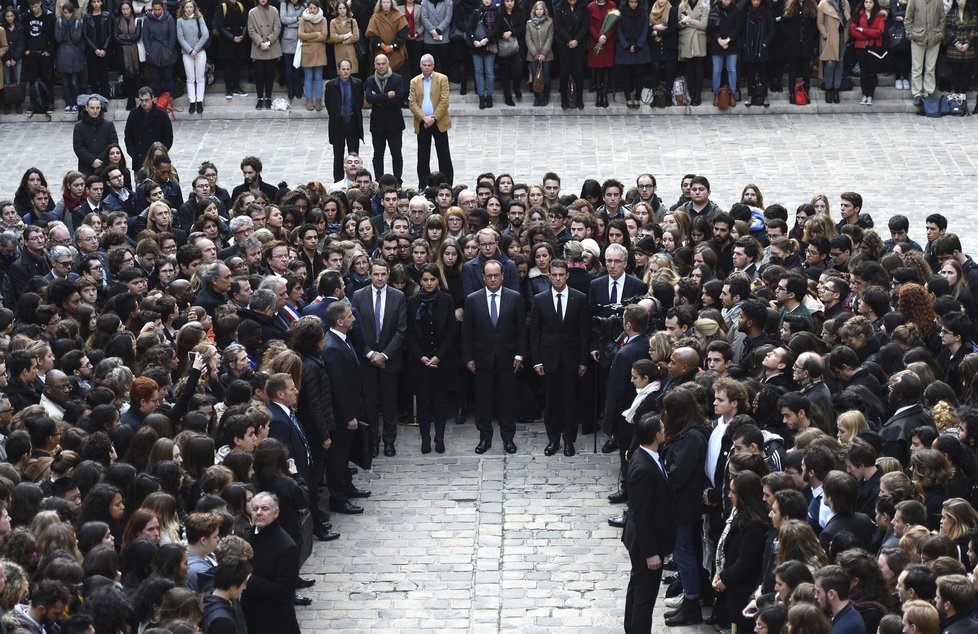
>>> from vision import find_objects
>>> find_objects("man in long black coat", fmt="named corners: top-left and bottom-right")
top-left (324, 59), bottom-right (364, 182)
top-left (242, 492), bottom-right (300, 634)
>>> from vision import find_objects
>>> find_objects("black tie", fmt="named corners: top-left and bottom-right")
top-left (610, 280), bottom-right (618, 304)
top-left (556, 292), bottom-right (563, 321)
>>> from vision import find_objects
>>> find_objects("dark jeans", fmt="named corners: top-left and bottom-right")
top-left (556, 44), bottom-right (586, 105)
top-left (146, 63), bottom-right (174, 96)
top-left (252, 58), bottom-right (277, 98)
top-left (416, 125), bottom-right (453, 189)
top-left (63, 71), bottom-right (81, 108)
top-left (23, 53), bottom-right (53, 110)
top-left (283, 54), bottom-right (303, 97)
top-left (223, 58), bottom-right (242, 93)
top-left (371, 130), bottom-right (403, 182)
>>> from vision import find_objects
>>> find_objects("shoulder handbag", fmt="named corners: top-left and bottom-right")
top-left (532, 61), bottom-right (545, 93)
top-left (497, 36), bottom-right (518, 56)
top-left (947, 93), bottom-right (968, 116)
top-left (886, 19), bottom-right (908, 51)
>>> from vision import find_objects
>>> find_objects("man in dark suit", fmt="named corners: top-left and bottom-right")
top-left (363, 53), bottom-right (406, 183)
top-left (242, 492), bottom-right (301, 634)
top-left (461, 228), bottom-right (520, 296)
top-left (880, 372), bottom-right (934, 466)
top-left (622, 413), bottom-right (676, 634)
top-left (324, 59), bottom-right (364, 182)
top-left (603, 304), bottom-right (651, 504)
top-left (529, 259), bottom-right (591, 457)
top-left (461, 260), bottom-right (527, 455)
top-left (587, 243), bottom-right (648, 318)
top-left (322, 302), bottom-right (367, 515)
top-left (350, 259), bottom-right (407, 457)
top-left (265, 373), bottom-right (312, 482)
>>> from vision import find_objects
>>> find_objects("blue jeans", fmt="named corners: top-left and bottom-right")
top-left (304, 66), bottom-right (324, 101)
top-left (529, 60), bottom-right (551, 95)
top-left (824, 60), bottom-right (844, 89)
top-left (711, 53), bottom-right (737, 92)
top-left (3, 61), bottom-right (21, 85)
top-left (673, 522), bottom-right (701, 599)
top-left (472, 53), bottom-right (495, 97)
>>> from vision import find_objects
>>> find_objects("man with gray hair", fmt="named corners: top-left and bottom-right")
top-left (46, 246), bottom-right (78, 282)
top-left (408, 53), bottom-right (453, 188)
top-left (220, 216), bottom-right (255, 261)
top-left (241, 491), bottom-right (302, 634)
top-left (364, 53), bottom-right (406, 183)
top-left (259, 275), bottom-right (293, 332)
top-left (406, 195), bottom-right (429, 238)
top-left (195, 262), bottom-right (232, 318)
top-left (238, 288), bottom-right (287, 343)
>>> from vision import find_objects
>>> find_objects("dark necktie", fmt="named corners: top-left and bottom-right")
top-left (342, 81), bottom-right (351, 121)
top-left (490, 293), bottom-right (498, 327)
top-left (659, 455), bottom-right (668, 480)
top-left (288, 409), bottom-right (312, 465)
top-left (556, 292), bottom-right (563, 321)
top-left (374, 289), bottom-right (382, 342)
top-left (345, 337), bottom-right (360, 366)
top-left (610, 280), bottom-right (618, 304)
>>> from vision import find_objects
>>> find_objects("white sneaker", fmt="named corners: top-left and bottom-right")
top-left (901, 79), bottom-right (909, 90)
top-left (664, 593), bottom-right (685, 609)
top-left (866, 96), bottom-right (873, 105)
top-left (859, 96), bottom-right (868, 105)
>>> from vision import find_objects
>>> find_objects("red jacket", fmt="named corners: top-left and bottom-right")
top-left (849, 9), bottom-right (885, 48)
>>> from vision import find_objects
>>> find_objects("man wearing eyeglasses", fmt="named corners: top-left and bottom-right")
top-left (461, 228), bottom-right (519, 296)
top-left (102, 168), bottom-right (136, 215)
top-left (7, 226), bottom-right (51, 297)
top-left (45, 247), bottom-right (78, 283)
top-left (628, 173), bottom-right (664, 218)
top-left (774, 274), bottom-right (812, 332)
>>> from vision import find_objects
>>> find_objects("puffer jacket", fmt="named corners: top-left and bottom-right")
top-left (142, 9), bottom-right (178, 66)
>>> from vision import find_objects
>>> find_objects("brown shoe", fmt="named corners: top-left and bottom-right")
top-left (306, 99), bottom-right (314, 111)
top-left (315, 100), bottom-right (323, 112)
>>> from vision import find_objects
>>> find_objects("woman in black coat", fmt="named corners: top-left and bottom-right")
top-left (740, 0), bottom-right (776, 105)
top-left (252, 438), bottom-right (309, 558)
top-left (707, 0), bottom-right (744, 99)
top-left (779, 0), bottom-right (818, 102)
top-left (287, 315), bottom-right (335, 532)
top-left (648, 0), bottom-right (680, 95)
top-left (497, 0), bottom-right (525, 105)
top-left (714, 471), bottom-right (771, 634)
top-left (553, 0), bottom-right (589, 108)
top-left (407, 264), bottom-right (457, 454)
top-left (213, 0), bottom-right (249, 97)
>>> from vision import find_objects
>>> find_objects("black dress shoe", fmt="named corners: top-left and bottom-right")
top-left (348, 467), bottom-right (358, 476)
top-left (297, 577), bottom-right (316, 588)
top-left (294, 593), bottom-right (313, 606)
top-left (608, 490), bottom-right (628, 504)
top-left (349, 488), bottom-right (371, 498)
top-left (421, 437), bottom-right (431, 454)
top-left (455, 407), bottom-right (467, 424)
top-left (563, 442), bottom-right (576, 457)
top-left (544, 441), bottom-right (559, 456)
top-left (475, 439), bottom-right (491, 454)
top-left (331, 499), bottom-right (364, 514)
top-left (314, 528), bottom-right (340, 542)
top-left (608, 514), bottom-right (626, 528)
top-left (384, 444), bottom-right (396, 457)
top-left (264, 97), bottom-right (272, 109)
top-left (504, 440), bottom-right (517, 454)
top-left (601, 439), bottom-right (619, 453)
top-left (435, 437), bottom-right (445, 453)
top-left (256, 99), bottom-right (264, 110)
top-left (371, 445), bottom-right (380, 458)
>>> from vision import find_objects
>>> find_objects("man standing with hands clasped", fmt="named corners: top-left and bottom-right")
top-left (408, 53), bottom-right (454, 188)
top-left (622, 413), bottom-right (676, 634)
top-left (364, 54), bottom-right (406, 184)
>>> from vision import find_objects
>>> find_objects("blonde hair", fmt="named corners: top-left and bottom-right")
top-left (179, 0), bottom-right (202, 17)
top-left (902, 599), bottom-right (939, 634)
top-left (530, 0), bottom-right (550, 17)
top-left (837, 410), bottom-right (868, 441)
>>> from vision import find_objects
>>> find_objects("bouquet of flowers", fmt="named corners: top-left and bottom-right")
top-left (593, 9), bottom-right (620, 54)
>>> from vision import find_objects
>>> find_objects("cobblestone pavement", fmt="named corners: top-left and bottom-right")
top-left (4, 114), bottom-right (977, 631)
top-left (3, 114), bottom-right (978, 251)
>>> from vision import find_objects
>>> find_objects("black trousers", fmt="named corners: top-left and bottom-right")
top-left (556, 45), bottom-right (586, 104)
top-left (88, 53), bottom-right (110, 96)
top-left (542, 363), bottom-right (580, 444)
top-left (331, 125), bottom-right (361, 181)
top-left (325, 423), bottom-right (355, 502)
top-left (624, 546), bottom-right (663, 634)
top-left (416, 125), bottom-right (453, 189)
top-left (371, 130), bottom-right (403, 182)
top-left (497, 53), bottom-right (523, 98)
top-left (223, 58), bottom-right (242, 93)
top-left (361, 363), bottom-right (398, 447)
top-left (307, 444), bottom-right (328, 525)
top-left (785, 55), bottom-right (811, 91)
top-left (22, 53), bottom-right (53, 109)
top-left (683, 57), bottom-right (704, 101)
top-left (252, 58), bottom-right (277, 98)
top-left (415, 364), bottom-right (447, 439)
top-left (618, 63), bottom-right (646, 99)
top-left (857, 48), bottom-right (879, 97)
top-left (474, 367), bottom-right (517, 442)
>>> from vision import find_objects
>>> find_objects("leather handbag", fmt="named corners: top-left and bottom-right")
top-left (532, 62), bottom-right (545, 93)
top-left (497, 36), bottom-right (518, 57)
top-left (1, 83), bottom-right (24, 106)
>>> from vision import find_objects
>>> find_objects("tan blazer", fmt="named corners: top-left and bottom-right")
top-left (408, 71), bottom-right (452, 134)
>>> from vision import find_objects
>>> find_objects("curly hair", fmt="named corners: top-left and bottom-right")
top-left (898, 283), bottom-right (938, 339)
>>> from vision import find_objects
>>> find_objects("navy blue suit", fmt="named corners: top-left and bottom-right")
top-left (267, 402), bottom-right (311, 481)
top-left (322, 330), bottom-right (363, 502)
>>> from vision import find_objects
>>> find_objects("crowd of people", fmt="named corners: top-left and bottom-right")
top-left (4, 103), bottom-right (978, 634)
top-left (1, 0), bottom-right (976, 116)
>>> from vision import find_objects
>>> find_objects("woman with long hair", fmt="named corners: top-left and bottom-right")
top-left (660, 387), bottom-right (711, 625)
top-left (910, 448), bottom-right (953, 530)
top-left (365, 0), bottom-right (409, 71)
top-left (2, 7), bottom-right (25, 114)
top-left (678, 0), bottom-right (709, 105)
top-left (252, 438), bottom-right (309, 553)
top-left (247, 0), bottom-right (283, 109)
top-left (816, 0), bottom-right (849, 103)
top-left (298, 0), bottom-right (329, 111)
top-left (849, 0), bottom-right (884, 104)
top-left (497, 0), bottom-right (525, 106)
top-left (525, 0), bottom-right (554, 106)
top-left (467, 0), bottom-right (501, 108)
top-left (740, 0), bottom-right (776, 106)
top-left (115, 1), bottom-right (143, 110)
top-left (615, 0), bottom-right (650, 108)
top-left (176, 0), bottom-right (209, 114)
top-left (713, 471), bottom-right (771, 632)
